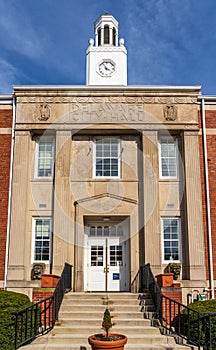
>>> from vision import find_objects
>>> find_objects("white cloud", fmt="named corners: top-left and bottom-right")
top-left (0, 0), bottom-right (47, 59)
top-left (0, 59), bottom-right (17, 93)
top-left (124, 0), bottom-right (197, 84)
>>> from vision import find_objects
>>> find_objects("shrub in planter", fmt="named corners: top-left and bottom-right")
top-left (88, 308), bottom-right (127, 350)
top-left (180, 300), bottom-right (216, 349)
top-left (0, 290), bottom-right (33, 350)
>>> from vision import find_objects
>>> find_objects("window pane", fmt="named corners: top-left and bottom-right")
top-left (162, 218), bottom-right (180, 261)
top-left (160, 139), bottom-right (177, 178)
top-left (95, 138), bottom-right (119, 177)
top-left (37, 139), bottom-right (54, 177)
top-left (34, 219), bottom-right (51, 262)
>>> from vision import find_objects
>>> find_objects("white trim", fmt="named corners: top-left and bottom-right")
top-left (34, 136), bottom-right (54, 179)
top-left (93, 137), bottom-right (121, 179)
top-left (161, 217), bottom-right (181, 264)
top-left (31, 217), bottom-right (52, 264)
top-left (159, 137), bottom-right (178, 179)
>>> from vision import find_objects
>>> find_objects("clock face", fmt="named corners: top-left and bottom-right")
top-left (98, 61), bottom-right (115, 76)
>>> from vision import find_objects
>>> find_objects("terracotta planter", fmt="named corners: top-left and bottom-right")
top-left (41, 274), bottom-right (60, 288)
top-left (88, 333), bottom-right (127, 350)
top-left (156, 273), bottom-right (174, 287)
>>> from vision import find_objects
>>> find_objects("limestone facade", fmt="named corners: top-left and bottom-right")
top-left (5, 86), bottom-right (207, 300)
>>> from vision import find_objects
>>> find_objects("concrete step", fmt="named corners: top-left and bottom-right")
top-left (59, 310), bottom-right (145, 319)
top-left (47, 333), bottom-right (171, 345)
top-left (59, 318), bottom-right (153, 327)
top-left (64, 292), bottom-right (141, 300)
top-left (51, 325), bottom-right (160, 335)
top-left (19, 343), bottom-right (196, 350)
top-left (62, 298), bottom-right (141, 306)
top-left (18, 292), bottom-right (196, 350)
top-left (60, 304), bottom-right (142, 312)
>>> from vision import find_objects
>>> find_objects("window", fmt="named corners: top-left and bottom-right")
top-left (87, 225), bottom-right (124, 237)
top-left (162, 218), bottom-right (181, 262)
top-left (35, 138), bottom-right (54, 177)
top-left (159, 138), bottom-right (178, 178)
top-left (33, 218), bottom-right (51, 262)
top-left (104, 25), bottom-right (109, 44)
top-left (94, 138), bottom-right (120, 177)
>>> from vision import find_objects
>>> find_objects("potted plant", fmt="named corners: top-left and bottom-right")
top-left (88, 308), bottom-right (127, 350)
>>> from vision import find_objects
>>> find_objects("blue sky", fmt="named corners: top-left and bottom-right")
top-left (0, 0), bottom-right (216, 95)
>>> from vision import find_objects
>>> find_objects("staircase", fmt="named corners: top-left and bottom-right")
top-left (20, 292), bottom-right (196, 350)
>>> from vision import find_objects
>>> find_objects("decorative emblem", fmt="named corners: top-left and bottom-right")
top-left (39, 103), bottom-right (50, 121)
top-left (31, 263), bottom-right (45, 280)
top-left (164, 104), bottom-right (177, 121)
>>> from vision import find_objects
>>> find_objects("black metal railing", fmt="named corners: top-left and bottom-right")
top-left (140, 263), bottom-right (216, 350)
top-left (161, 295), bottom-right (216, 350)
top-left (140, 263), bottom-right (162, 318)
top-left (13, 263), bottom-right (72, 349)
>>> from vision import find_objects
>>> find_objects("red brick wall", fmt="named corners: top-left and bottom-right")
top-left (32, 289), bottom-right (54, 303)
top-left (162, 288), bottom-right (182, 326)
top-left (0, 109), bottom-right (12, 281)
top-left (199, 109), bottom-right (216, 280)
top-left (32, 289), bottom-right (55, 326)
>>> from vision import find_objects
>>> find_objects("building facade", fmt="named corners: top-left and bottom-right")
top-left (0, 94), bottom-right (13, 289)
top-left (1, 14), bottom-right (216, 302)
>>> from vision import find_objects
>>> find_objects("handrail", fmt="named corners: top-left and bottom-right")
top-left (140, 263), bottom-right (162, 318)
top-left (13, 263), bottom-right (72, 349)
top-left (140, 264), bottom-right (216, 350)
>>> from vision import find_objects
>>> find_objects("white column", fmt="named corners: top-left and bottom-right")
top-left (109, 27), bottom-right (113, 45)
top-left (142, 130), bottom-right (161, 273)
top-left (95, 31), bottom-right (98, 46)
top-left (115, 30), bottom-right (118, 46)
top-left (183, 130), bottom-right (206, 280)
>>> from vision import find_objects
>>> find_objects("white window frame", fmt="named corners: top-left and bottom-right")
top-left (32, 217), bottom-right (52, 264)
top-left (159, 137), bottom-right (178, 179)
top-left (34, 137), bottom-right (54, 178)
top-left (93, 137), bottom-right (121, 178)
top-left (161, 217), bottom-right (181, 263)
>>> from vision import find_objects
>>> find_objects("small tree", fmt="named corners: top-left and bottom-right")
top-left (102, 309), bottom-right (113, 337)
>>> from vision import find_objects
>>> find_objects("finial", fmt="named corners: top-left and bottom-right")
top-left (89, 38), bottom-right (94, 46)
top-left (119, 38), bottom-right (125, 46)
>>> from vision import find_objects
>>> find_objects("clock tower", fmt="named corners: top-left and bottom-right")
top-left (86, 13), bottom-right (127, 86)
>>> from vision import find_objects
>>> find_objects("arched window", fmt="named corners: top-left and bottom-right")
top-left (110, 226), bottom-right (116, 236)
top-left (117, 225), bottom-right (124, 236)
top-left (104, 226), bottom-right (109, 236)
top-left (90, 226), bottom-right (96, 236)
top-left (104, 25), bottom-right (109, 44)
top-left (97, 226), bottom-right (102, 236)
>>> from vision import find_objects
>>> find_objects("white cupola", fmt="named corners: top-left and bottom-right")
top-left (86, 13), bottom-right (127, 86)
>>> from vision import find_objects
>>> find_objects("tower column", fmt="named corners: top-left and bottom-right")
top-left (95, 31), bottom-right (98, 46)
top-left (115, 31), bottom-right (118, 46)
top-left (109, 27), bottom-right (113, 45)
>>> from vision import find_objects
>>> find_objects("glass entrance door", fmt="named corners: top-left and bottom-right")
top-left (86, 224), bottom-right (129, 291)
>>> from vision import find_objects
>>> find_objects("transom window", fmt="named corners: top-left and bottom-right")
top-left (33, 218), bottom-right (51, 262)
top-left (162, 218), bottom-right (181, 262)
top-left (87, 225), bottom-right (124, 237)
top-left (35, 138), bottom-right (54, 177)
top-left (94, 138), bottom-right (120, 177)
top-left (159, 139), bottom-right (178, 178)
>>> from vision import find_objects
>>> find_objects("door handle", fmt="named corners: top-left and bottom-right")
top-left (103, 266), bottom-right (110, 273)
